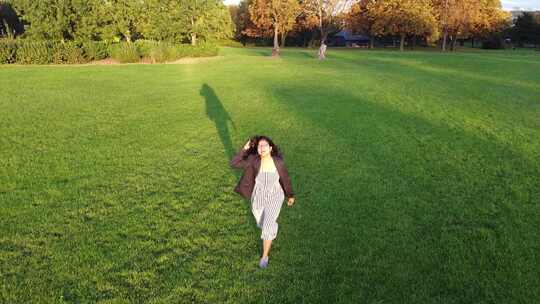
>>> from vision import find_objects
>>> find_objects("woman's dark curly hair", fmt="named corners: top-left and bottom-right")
top-left (244, 135), bottom-right (282, 159)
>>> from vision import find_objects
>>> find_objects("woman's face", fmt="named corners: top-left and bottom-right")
top-left (257, 139), bottom-right (272, 157)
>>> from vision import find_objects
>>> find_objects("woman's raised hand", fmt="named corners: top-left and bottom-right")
top-left (243, 139), bottom-right (252, 151)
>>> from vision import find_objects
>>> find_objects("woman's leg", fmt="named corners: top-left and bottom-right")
top-left (260, 195), bottom-right (284, 257)
top-left (262, 240), bottom-right (272, 258)
top-left (251, 200), bottom-right (264, 228)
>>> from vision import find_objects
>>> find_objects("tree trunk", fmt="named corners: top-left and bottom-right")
top-left (281, 31), bottom-right (287, 48)
top-left (451, 36), bottom-right (457, 51)
top-left (309, 35), bottom-right (317, 48)
top-left (442, 29), bottom-right (448, 51)
top-left (317, 6), bottom-right (326, 60)
top-left (318, 32), bottom-right (327, 60)
top-left (412, 36), bottom-right (417, 49)
top-left (369, 36), bottom-right (374, 49)
top-left (272, 26), bottom-right (279, 56)
top-left (190, 18), bottom-right (196, 46)
top-left (125, 29), bottom-right (131, 43)
top-left (318, 43), bottom-right (327, 59)
top-left (400, 33), bottom-right (405, 51)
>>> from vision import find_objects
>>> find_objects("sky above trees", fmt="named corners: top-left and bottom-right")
top-left (223, 0), bottom-right (540, 10)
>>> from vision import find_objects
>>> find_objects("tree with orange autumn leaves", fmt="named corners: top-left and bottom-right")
top-left (434, 0), bottom-right (509, 51)
top-left (248, 0), bottom-right (301, 56)
top-left (303, 0), bottom-right (352, 58)
top-left (345, 0), bottom-right (377, 48)
top-left (367, 0), bottom-right (438, 51)
top-left (345, 0), bottom-right (509, 51)
top-left (241, 0), bottom-right (510, 54)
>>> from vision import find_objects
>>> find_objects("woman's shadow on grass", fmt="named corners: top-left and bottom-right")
top-left (200, 83), bottom-right (236, 160)
top-left (200, 84), bottom-right (260, 254)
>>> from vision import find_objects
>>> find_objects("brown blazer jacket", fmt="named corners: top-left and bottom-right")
top-left (230, 149), bottom-right (294, 200)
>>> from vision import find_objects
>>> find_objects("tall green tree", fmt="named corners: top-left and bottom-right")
top-left (70, 0), bottom-right (102, 41)
top-left (98, 0), bottom-right (143, 42)
top-left (181, 0), bottom-right (233, 45)
top-left (8, 0), bottom-right (233, 43)
top-left (140, 0), bottom-right (185, 42)
top-left (11, 0), bottom-right (78, 41)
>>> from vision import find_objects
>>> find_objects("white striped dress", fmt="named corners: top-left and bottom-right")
top-left (251, 170), bottom-right (285, 241)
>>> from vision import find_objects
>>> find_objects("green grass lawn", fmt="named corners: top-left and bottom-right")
top-left (1, 47), bottom-right (539, 303)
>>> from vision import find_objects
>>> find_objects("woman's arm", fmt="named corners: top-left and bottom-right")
top-left (278, 160), bottom-right (294, 199)
top-left (230, 149), bottom-right (249, 169)
top-left (230, 140), bottom-right (252, 169)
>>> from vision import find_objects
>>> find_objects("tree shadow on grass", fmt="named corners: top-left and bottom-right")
top-left (246, 48), bottom-right (273, 57)
top-left (254, 82), bottom-right (540, 303)
top-left (280, 48), bottom-right (317, 59)
top-left (329, 51), bottom-right (540, 105)
top-left (312, 51), bottom-right (540, 143)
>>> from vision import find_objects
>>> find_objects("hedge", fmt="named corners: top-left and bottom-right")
top-left (0, 39), bottom-right (218, 64)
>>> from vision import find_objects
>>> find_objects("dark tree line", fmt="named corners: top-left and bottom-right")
top-left (510, 12), bottom-right (540, 47)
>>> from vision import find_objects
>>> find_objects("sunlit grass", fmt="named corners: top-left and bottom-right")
top-left (1, 47), bottom-right (539, 303)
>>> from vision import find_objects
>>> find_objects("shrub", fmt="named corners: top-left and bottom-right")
top-left (13, 40), bottom-right (88, 64)
top-left (150, 42), bottom-right (175, 63)
top-left (62, 42), bottom-right (86, 64)
top-left (0, 39), bottom-right (18, 64)
top-left (50, 42), bottom-right (87, 64)
top-left (110, 42), bottom-right (140, 63)
top-left (82, 41), bottom-right (110, 61)
top-left (1, 39), bottom-right (217, 64)
top-left (136, 41), bottom-right (218, 63)
top-left (134, 40), bottom-right (158, 58)
top-left (191, 42), bottom-right (218, 57)
top-left (16, 41), bottom-right (52, 64)
top-left (170, 43), bottom-right (218, 59)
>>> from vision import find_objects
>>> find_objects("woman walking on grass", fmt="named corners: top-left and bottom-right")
top-left (231, 135), bottom-right (295, 269)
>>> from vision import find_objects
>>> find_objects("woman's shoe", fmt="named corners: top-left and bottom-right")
top-left (259, 256), bottom-right (269, 269)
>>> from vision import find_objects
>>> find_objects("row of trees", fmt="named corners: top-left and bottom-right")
top-left (511, 12), bottom-right (540, 47)
top-left (233, 0), bottom-right (352, 57)
top-left (230, 0), bottom-right (510, 57)
top-left (1, 0), bottom-right (529, 61)
top-left (349, 0), bottom-right (509, 51)
top-left (0, 0), bottom-right (233, 45)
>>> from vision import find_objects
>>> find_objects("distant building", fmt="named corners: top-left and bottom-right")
top-left (328, 29), bottom-right (370, 47)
